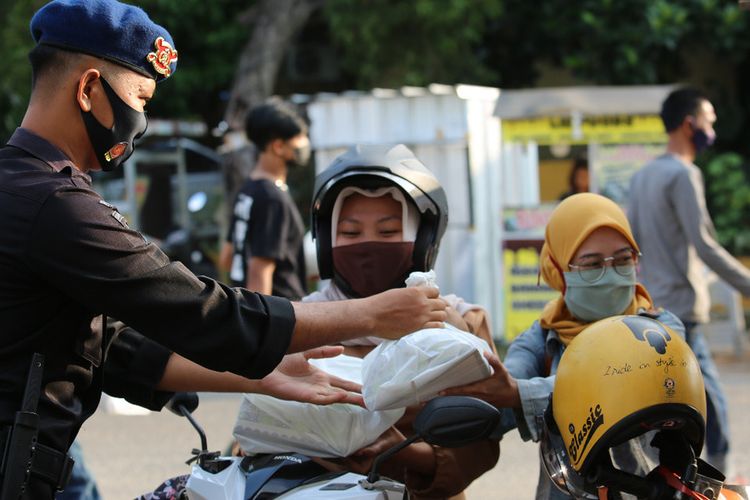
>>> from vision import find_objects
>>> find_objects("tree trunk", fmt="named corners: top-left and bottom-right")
top-left (219, 0), bottom-right (323, 222)
top-left (224, 0), bottom-right (324, 130)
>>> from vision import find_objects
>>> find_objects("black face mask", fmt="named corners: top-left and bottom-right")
top-left (332, 241), bottom-right (414, 298)
top-left (286, 143), bottom-right (311, 168)
top-left (80, 76), bottom-right (148, 171)
top-left (690, 123), bottom-right (715, 154)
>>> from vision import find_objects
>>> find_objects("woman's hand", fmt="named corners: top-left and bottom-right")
top-left (439, 352), bottom-right (521, 409)
top-left (310, 427), bottom-right (408, 475)
top-left (338, 426), bottom-right (409, 474)
top-left (259, 346), bottom-right (364, 406)
top-left (445, 305), bottom-right (470, 331)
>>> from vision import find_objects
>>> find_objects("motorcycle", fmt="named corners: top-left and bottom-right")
top-left (163, 392), bottom-right (501, 500)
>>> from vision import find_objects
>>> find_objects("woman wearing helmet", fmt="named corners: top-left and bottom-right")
top-left (282, 144), bottom-right (500, 499)
top-left (306, 143), bottom-right (490, 341)
top-left (442, 193), bottom-right (690, 499)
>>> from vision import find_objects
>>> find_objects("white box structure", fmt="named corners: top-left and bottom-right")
top-left (307, 85), bottom-right (505, 338)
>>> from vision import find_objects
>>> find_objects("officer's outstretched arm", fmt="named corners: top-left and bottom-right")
top-left (156, 345), bottom-right (363, 406)
top-left (288, 286), bottom-right (447, 353)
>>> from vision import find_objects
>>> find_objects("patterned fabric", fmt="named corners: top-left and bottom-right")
top-left (135, 474), bottom-right (190, 500)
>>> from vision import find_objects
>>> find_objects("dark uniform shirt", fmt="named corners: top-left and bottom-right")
top-left (0, 128), bottom-right (295, 456)
top-left (227, 178), bottom-right (307, 300)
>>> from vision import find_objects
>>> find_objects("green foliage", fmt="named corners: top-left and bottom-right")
top-left (324, 0), bottom-right (503, 88)
top-left (135, 0), bottom-right (252, 123)
top-left (0, 1), bottom-right (45, 143)
top-left (0, 0), bottom-right (252, 142)
top-left (324, 0), bottom-right (750, 244)
top-left (495, 0), bottom-right (750, 86)
top-left (703, 153), bottom-right (750, 255)
top-left (324, 0), bottom-right (750, 88)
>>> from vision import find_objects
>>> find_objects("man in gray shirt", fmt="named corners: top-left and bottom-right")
top-left (629, 87), bottom-right (750, 473)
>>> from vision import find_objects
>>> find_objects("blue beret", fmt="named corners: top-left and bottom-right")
top-left (31, 0), bottom-right (178, 81)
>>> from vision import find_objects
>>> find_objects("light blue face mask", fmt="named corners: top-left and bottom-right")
top-left (563, 269), bottom-right (636, 322)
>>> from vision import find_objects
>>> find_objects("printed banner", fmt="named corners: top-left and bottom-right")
top-left (503, 114), bottom-right (665, 145)
top-left (503, 245), bottom-right (558, 342)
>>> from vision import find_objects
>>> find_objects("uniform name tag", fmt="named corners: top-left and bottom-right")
top-left (111, 211), bottom-right (129, 228)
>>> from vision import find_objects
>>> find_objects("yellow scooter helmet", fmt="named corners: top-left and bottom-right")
top-left (541, 314), bottom-right (707, 498)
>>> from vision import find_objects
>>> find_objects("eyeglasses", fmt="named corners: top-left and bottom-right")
top-left (568, 248), bottom-right (641, 283)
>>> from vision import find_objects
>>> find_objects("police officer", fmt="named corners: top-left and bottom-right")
top-left (0, 1), bottom-right (446, 497)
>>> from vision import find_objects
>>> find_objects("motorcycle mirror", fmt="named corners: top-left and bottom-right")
top-left (413, 396), bottom-right (500, 448)
top-left (166, 392), bottom-right (208, 454)
top-left (165, 392), bottom-right (200, 417)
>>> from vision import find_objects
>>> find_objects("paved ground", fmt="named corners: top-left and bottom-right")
top-left (76, 354), bottom-right (750, 499)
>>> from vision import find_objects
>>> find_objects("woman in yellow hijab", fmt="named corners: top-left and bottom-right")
top-left (442, 193), bottom-right (686, 499)
top-left (538, 192), bottom-right (655, 344)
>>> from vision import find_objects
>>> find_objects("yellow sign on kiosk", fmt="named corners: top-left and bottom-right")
top-left (502, 114), bottom-right (665, 145)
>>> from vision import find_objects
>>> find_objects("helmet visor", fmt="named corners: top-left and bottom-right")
top-left (539, 416), bottom-right (597, 499)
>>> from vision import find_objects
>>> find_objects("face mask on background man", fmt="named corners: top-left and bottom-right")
top-left (690, 121), bottom-right (715, 154)
top-left (287, 143), bottom-right (311, 168)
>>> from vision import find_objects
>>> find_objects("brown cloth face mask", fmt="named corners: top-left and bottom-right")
top-left (332, 241), bottom-right (415, 297)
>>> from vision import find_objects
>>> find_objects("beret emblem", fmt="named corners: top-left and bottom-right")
top-left (146, 36), bottom-right (178, 78)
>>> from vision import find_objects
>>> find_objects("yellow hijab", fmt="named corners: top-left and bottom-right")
top-left (539, 193), bottom-right (653, 345)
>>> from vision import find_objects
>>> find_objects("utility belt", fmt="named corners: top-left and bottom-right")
top-left (0, 353), bottom-right (74, 498)
top-left (0, 426), bottom-right (74, 495)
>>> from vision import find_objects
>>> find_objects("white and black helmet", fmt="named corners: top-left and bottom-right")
top-left (311, 144), bottom-right (449, 281)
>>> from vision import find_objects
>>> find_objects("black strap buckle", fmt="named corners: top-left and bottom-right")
top-left (29, 443), bottom-right (75, 491)
top-left (1, 428), bottom-right (75, 493)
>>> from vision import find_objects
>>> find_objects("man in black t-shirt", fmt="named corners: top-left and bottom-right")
top-left (221, 100), bottom-right (310, 300)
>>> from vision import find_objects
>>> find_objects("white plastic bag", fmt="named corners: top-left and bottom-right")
top-left (233, 355), bottom-right (404, 458)
top-left (361, 325), bottom-right (494, 411)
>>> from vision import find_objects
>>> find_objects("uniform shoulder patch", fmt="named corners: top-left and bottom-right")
top-left (99, 200), bottom-right (129, 228)
top-left (111, 210), bottom-right (129, 229)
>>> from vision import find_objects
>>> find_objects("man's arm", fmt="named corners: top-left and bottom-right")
top-left (627, 174), bottom-right (641, 244)
top-left (244, 194), bottom-right (286, 295)
top-left (156, 346), bottom-right (364, 406)
top-left (246, 256), bottom-right (275, 295)
top-left (673, 169), bottom-right (750, 295)
top-left (288, 286), bottom-right (447, 352)
top-left (29, 188), bottom-right (446, 381)
top-left (218, 241), bottom-right (233, 273)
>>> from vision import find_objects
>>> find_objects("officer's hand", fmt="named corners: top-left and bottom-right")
top-left (259, 345), bottom-right (364, 406)
top-left (365, 286), bottom-right (447, 339)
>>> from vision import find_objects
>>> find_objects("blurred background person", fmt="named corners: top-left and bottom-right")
top-left (219, 99), bottom-right (311, 299)
top-left (628, 87), bottom-right (750, 474)
top-left (558, 156), bottom-right (589, 201)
